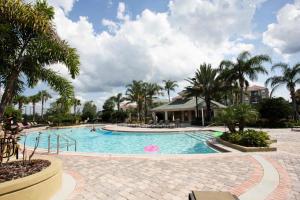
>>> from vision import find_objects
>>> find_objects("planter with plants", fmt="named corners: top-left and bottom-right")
top-left (215, 104), bottom-right (277, 152)
top-left (0, 122), bottom-right (62, 200)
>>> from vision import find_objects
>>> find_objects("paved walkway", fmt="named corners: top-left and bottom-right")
top-left (35, 126), bottom-right (300, 199)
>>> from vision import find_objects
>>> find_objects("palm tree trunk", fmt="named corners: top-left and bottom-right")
top-left (18, 102), bottom-right (23, 111)
top-left (117, 102), bottom-right (120, 111)
top-left (195, 96), bottom-right (198, 118)
top-left (168, 90), bottom-right (170, 102)
top-left (41, 98), bottom-right (44, 119)
top-left (74, 104), bottom-right (76, 114)
top-left (0, 74), bottom-right (18, 117)
top-left (33, 103), bottom-right (36, 121)
top-left (238, 76), bottom-right (245, 104)
top-left (240, 86), bottom-right (244, 104)
top-left (291, 89), bottom-right (299, 120)
top-left (144, 97), bottom-right (147, 122)
top-left (205, 97), bottom-right (211, 122)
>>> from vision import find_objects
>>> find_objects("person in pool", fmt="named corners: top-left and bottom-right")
top-left (90, 126), bottom-right (96, 132)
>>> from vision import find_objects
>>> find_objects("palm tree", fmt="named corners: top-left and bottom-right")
top-left (38, 90), bottom-right (52, 119)
top-left (186, 63), bottom-right (222, 121)
top-left (216, 104), bottom-right (258, 132)
top-left (217, 67), bottom-right (242, 106)
top-left (143, 83), bottom-right (163, 120)
top-left (72, 98), bottom-right (81, 114)
top-left (266, 63), bottom-right (300, 120)
top-left (13, 95), bottom-right (28, 111)
top-left (0, 1), bottom-right (80, 117)
top-left (126, 80), bottom-right (144, 121)
top-left (183, 86), bottom-right (203, 118)
top-left (29, 94), bottom-right (41, 121)
top-left (219, 51), bottom-right (271, 103)
top-left (163, 80), bottom-right (178, 102)
top-left (111, 93), bottom-right (126, 111)
top-left (56, 95), bottom-right (73, 114)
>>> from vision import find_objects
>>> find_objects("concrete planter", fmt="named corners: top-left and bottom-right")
top-left (0, 156), bottom-right (62, 200)
top-left (217, 138), bottom-right (277, 152)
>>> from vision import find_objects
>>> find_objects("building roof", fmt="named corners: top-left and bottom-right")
top-left (151, 97), bottom-right (226, 112)
top-left (247, 85), bottom-right (267, 91)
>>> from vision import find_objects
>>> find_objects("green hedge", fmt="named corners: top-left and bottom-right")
top-left (221, 129), bottom-right (270, 147)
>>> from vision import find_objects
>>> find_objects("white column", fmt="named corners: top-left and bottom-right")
top-left (172, 112), bottom-right (175, 121)
top-left (164, 111), bottom-right (168, 121)
top-left (181, 111), bottom-right (184, 121)
top-left (188, 111), bottom-right (192, 122)
top-left (201, 108), bottom-right (205, 126)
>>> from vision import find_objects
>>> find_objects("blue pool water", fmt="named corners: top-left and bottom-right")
top-left (21, 128), bottom-right (217, 154)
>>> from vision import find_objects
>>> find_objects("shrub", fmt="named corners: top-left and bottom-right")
top-left (221, 129), bottom-right (270, 147)
top-left (215, 104), bottom-right (258, 132)
top-left (3, 106), bottom-right (22, 122)
top-left (48, 113), bottom-right (80, 126)
top-left (258, 98), bottom-right (291, 124)
top-left (82, 101), bottom-right (97, 121)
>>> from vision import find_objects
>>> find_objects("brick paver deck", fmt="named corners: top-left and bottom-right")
top-left (59, 155), bottom-right (261, 200)
top-left (36, 126), bottom-right (300, 199)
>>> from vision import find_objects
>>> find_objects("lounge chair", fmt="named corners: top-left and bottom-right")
top-left (17, 123), bottom-right (25, 131)
top-left (175, 119), bottom-right (181, 128)
top-left (157, 120), bottom-right (164, 128)
top-left (143, 120), bottom-right (153, 128)
top-left (189, 191), bottom-right (238, 200)
top-left (291, 126), bottom-right (300, 131)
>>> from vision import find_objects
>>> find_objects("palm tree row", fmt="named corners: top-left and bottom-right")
top-left (13, 90), bottom-right (52, 121)
top-left (186, 50), bottom-right (300, 121)
top-left (125, 81), bottom-right (163, 121)
top-left (117, 80), bottom-right (177, 121)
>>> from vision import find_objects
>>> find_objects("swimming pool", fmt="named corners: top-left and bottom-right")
top-left (21, 128), bottom-right (218, 154)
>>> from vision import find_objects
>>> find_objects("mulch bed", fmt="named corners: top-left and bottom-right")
top-left (0, 159), bottom-right (51, 183)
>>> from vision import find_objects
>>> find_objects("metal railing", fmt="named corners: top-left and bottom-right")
top-left (47, 133), bottom-right (77, 154)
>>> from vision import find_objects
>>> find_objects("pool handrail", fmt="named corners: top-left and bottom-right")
top-left (46, 132), bottom-right (77, 154)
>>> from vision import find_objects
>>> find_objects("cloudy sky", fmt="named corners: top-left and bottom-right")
top-left (24, 0), bottom-right (300, 113)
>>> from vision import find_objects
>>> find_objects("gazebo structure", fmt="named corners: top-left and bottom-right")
top-left (151, 96), bottom-right (226, 125)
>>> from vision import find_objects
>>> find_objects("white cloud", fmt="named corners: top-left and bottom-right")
top-left (48, 0), bottom-right (77, 14)
top-left (117, 2), bottom-right (130, 21)
top-left (25, 0), bottom-right (77, 14)
top-left (263, 0), bottom-right (300, 55)
top-left (102, 19), bottom-right (118, 33)
top-left (45, 0), bottom-right (266, 105)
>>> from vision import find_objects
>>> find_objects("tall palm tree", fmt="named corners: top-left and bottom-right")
top-left (143, 83), bottom-right (163, 120)
top-left (186, 63), bottom-right (222, 121)
top-left (29, 94), bottom-right (41, 121)
top-left (111, 93), bottom-right (126, 111)
top-left (183, 86), bottom-right (203, 118)
top-left (217, 67), bottom-right (242, 106)
top-left (266, 63), bottom-right (300, 120)
top-left (163, 80), bottom-right (178, 102)
top-left (126, 80), bottom-right (144, 121)
top-left (0, 0), bottom-right (80, 117)
top-left (38, 90), bottom-right (52, 119)
top-left (219, 51), bottom-right (271, 103)
top-left (56, 95), bottom-right (73, 114)
top-left (72, 98), bottom-right (81, 114)
top-left (13, 95), bottom-right (28, 111)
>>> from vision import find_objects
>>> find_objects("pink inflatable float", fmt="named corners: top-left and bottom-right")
top-left (144, 145), bottom-right (159, 153)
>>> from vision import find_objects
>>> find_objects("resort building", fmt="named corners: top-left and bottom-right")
top-left (244, 85), bottom-right (269, 104)
top-left (151, 93), bottom-right (226, 124)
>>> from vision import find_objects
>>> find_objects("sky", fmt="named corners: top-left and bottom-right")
top-left (23, 0), bottom-right (300, 114)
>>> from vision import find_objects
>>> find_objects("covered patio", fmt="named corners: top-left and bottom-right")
top-left (151, 97), bottom-right (226, 125)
